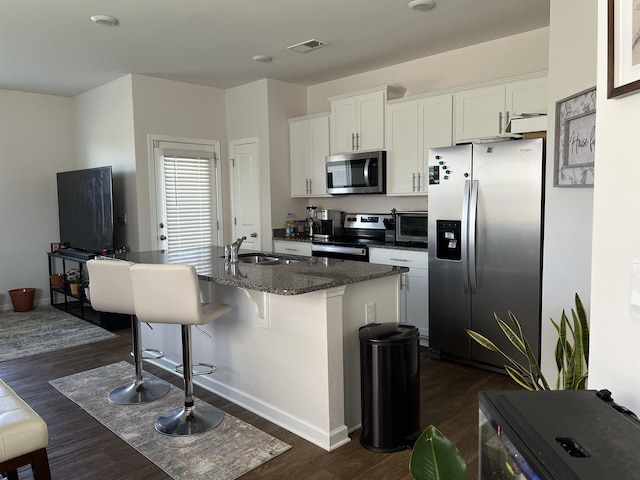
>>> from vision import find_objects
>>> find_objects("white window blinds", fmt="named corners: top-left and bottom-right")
top-left (161, 150), bottom-right (215, 252)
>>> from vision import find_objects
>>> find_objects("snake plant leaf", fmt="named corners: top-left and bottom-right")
top-left (573, 293), bottom-right (589, 367)
top-left (504, 365), bottom-right (538, 391)
top-left (409, 425), bottom-right (469, 480)
top-left (496, 315), bottom-right (527, 356)
top-left (466, 329), bottom-right (499, 352)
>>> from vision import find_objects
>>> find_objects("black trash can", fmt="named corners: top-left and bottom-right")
top-left (359, 322), bottom-right (420, 452)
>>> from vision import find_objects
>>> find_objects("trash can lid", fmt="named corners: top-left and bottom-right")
top-left (359, 322), bottom-right (419, 344)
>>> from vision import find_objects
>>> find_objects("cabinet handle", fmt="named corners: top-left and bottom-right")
top-left (306, 178), bottom-right (309, 194)
top-left (351, 133), bottom-right (355, 150)
top-left (356, 132), bottom-right (360, 150)
top-left (505, 110), bottom-right (510, 130)
top-left (417, 172), bottom-right (422, 191)
top-left (498, 111), bottom-right (503, 134)
top-left (412, 173), bottom-right (416, 192)
top-left (390, 258), bottom-right (410, 262)
top-left (309, 178), bottom-right (312, 194)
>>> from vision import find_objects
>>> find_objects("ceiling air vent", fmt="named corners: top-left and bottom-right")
top-left (287, 39), bottom-right (329, 53)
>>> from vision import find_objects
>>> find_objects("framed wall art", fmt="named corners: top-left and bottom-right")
top-left (554, 87), bottom-right (596, 187)
top-left (607, 0), bottom-right (640, 98)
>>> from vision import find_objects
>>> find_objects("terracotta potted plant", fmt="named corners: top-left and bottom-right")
top-left (8, 288), bottom-right (36, 312)
top-left (66, 269), bottom-right (82, 296)
top-left (50, 273), bottom-right (64, 288)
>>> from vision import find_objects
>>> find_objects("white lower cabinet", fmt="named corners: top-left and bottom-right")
top-left (272, 240), bottom-right (312, 256)
top-left (369, 248), bottom-right (429, 345)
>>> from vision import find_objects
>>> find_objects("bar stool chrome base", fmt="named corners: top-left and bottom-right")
top-left (154, 403), bottom-right (225, 436)
top-left (108, 378), bottom-right (171, 405)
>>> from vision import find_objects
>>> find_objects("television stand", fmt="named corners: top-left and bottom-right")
top-left (47, 252), bottom-right (129, 331)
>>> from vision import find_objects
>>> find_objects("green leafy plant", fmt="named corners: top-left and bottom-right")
top-left (409, 425), bottom-right (469, 480)
top-left (466, 293), bottom-right (589, 391)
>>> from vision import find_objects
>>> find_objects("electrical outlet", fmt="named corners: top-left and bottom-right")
top-left (365, 303), bottom-right (375, 324)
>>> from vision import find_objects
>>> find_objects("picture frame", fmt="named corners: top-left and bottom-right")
top-left (607, 0), bottom-right (640, 98)
top-left (554, 87), bottom-right (597, 187)
top-left (50, 242), bottom-right (61, 252)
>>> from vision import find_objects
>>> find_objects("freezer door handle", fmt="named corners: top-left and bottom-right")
top-left (462, 180), bottom-right (471, 293)
top-left (469, 180), bottom-right (479, 293)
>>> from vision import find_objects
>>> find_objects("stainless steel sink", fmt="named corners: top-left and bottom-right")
top-left (237, 254), bottom-right (281, 264)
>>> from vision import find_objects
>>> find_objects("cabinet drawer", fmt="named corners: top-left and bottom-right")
top-left (369, 248), bottom-right (428, 269)
top-left (273, 240), bottom-right (312, 256)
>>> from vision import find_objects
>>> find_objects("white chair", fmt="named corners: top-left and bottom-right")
top-left (0, 379), bottom-right (50, 480)
top-left (129, 263), bottom-right (232, 436)
top-left (86, 259), bottom-right (171, 405)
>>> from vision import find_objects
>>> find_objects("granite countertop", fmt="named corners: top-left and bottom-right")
top-left (121, 246), bottom-right (407, 296)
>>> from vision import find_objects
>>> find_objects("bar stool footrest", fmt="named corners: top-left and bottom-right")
top-left (174, 362), bottom-right (216, 376)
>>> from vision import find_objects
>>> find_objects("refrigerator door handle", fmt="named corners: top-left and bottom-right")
top-left (462, 180), bottom-right (471, 293)
top-left (469, 180), bottom-right (479, 293)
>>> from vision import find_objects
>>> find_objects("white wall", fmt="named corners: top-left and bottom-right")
top-left (0, 90), bottom-right (75, 310)
top-left (75, 76), bottom-right (136, 251)
top-left (307, 27), bottom-right (550, 114)
top-left (265, 79), bottom-right (308, 228)
top-left (225, 79), bottom-right (310, 244)
top-left (539, 1), bottom-right (597, 383)
top-left (589, 0), bottom-right (640, 412)
top-left (130, 75), bottom-right (228, 250)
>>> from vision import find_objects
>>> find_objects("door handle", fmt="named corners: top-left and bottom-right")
top-left (469, 180), bottom-right (479, 293)
top-left (250, 232), bottom-right (258, 238)
top-left (160, 235), bottom-right (167, 241)
top-left (462, 180), bottom-right (470, 293)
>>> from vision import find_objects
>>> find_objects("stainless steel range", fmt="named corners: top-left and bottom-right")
top-left (311, 213), bottom-right (393, 262)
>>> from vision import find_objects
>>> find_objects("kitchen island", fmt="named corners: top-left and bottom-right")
top-left (121, 246), bottom-right (406, 451)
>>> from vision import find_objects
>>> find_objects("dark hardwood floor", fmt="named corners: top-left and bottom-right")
top-left (0, 327), bottom-right (516, 480)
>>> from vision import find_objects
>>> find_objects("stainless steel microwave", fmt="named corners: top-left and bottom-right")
top-left (326, 151), bottom-right (386, 195)
top-left (395, 211), bottom-right (428, 244)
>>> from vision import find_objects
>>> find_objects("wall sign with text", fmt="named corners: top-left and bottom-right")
top-left (554, 87), bottom-right (597, 187)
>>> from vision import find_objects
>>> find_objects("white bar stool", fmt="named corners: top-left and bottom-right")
top-left (86, 258), bottom-right (171, 405)
top-left (130, 263), bottom-right (232, 436)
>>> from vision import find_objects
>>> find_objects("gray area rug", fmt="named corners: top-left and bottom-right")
top-left (50, 361), bottom-right (291, 480)
top-left (0, 305), bottom-right (117, 362)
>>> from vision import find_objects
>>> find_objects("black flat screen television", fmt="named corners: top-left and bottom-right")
top-left (57, 166), bottom-right (114, 255)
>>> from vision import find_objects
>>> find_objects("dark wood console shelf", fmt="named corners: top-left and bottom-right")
top-left (47, 252), bottom-right (129, 331)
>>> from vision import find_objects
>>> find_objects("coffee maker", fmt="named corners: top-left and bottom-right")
top-left (313, 210), bottom-right (345, 240)
top-left (304, 206), bottom-right (317, 238)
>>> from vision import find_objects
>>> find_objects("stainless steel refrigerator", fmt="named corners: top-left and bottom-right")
top-left (427, 138), bottom-right (544, 369)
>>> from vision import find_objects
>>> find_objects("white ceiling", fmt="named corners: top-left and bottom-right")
top-left (0, 0), bottom-right (550, 98)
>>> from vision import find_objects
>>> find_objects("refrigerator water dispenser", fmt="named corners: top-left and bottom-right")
top-left (436, 220), bottom-right (461, 260)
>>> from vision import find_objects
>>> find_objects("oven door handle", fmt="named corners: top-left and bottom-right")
top-left (311, 244), bottom-right (367, 256)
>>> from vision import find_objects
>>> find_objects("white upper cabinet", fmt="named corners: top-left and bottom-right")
top-left (454, 74), bottom-right (547, 143)
top-left (386, 93), bottom-right (453, 195)
top-left (329, 86), bottom-right (405, 154)
top-left (289, 113), bottom-right (331, 198)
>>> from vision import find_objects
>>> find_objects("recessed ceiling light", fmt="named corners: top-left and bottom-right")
top-left (252, 55), bottom-right (272, 63)
top-left (408, 0), bottom-right (436, 12)
top-left (287, 39), bottom-right (329, 54)
top-left (90, 15), bottom-right (119, 27)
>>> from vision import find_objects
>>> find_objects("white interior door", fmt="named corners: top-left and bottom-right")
top-left (229, 138), bottom-right (261, 250)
